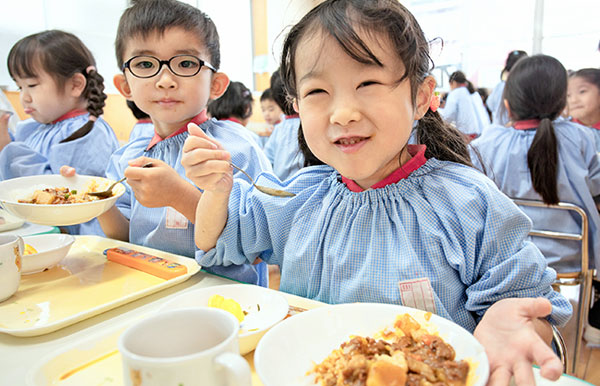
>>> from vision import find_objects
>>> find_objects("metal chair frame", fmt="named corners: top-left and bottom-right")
top-left (512, 198), bottom-right (592, 376)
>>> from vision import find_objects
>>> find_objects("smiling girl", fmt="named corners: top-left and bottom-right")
top-left (568, 68), bottom-right (600, 151)
top-left (182, 1), bottom-right (571, 384)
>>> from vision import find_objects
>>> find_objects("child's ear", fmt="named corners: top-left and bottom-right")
top-left (503, 99), bottom-right (513, 119)
top-left (414, 76), bottom-right (436, 120)
top-left (209, 72), bottom-right (230, 99)
top-left (292, 99), bottom-right (299, 113)
top-left (113, 74), bottom-right (132, 99)
top-left (69, 73), bottom-right (87, 98)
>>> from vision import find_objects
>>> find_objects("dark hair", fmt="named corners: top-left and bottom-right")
top-left (569, 68), bottom-right (600, 90)
top-left (504, 54), bottom-right (567, 205)
top-left (501, 50), bottom-right (527, 78)
top-left (279, 0), bottom-right (471, 167)
top-left (115, 0), bottom-right (220, 70)
top-left (7, 30), bottom-right (106, 141)
top-left (270, 69), bottom-right (296, 116)
top-left (126, 100), bottom-right (149, 120)
top-left (207, 81), bottom-right (254, 121)
top-left (449, 71), bottom-right (475, 94)
top-left (260, 88), bottom-right (275, 102)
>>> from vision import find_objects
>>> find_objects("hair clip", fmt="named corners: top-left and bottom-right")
top-left (429, 92), bottom-right (440, 112)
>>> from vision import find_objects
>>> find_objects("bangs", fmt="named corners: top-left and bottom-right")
top-left (8, 38), bottom-right (42, 80)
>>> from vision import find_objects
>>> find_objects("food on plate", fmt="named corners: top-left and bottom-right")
top-left (208, 294), bottom-right (245, 322)
top-left (309, 314), bottom-right (470, 386)
top-left (23, 244), bottom-right (38, 255)
top-left (18, 182), bottom-right (107, 205)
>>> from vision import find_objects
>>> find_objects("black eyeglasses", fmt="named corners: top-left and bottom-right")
top-left (122, 54), bottom-right (216, 78)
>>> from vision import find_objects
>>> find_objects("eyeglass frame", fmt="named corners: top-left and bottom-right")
top-left (121, 54), bottom-right (217, 79)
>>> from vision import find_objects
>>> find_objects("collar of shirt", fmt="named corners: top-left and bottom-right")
top-left (285, 114), bottom-right (299, 119)
top-left (223, 117), bottom-right (242, 125)
top-left (137, 118), bottom-right (152, 124)
top-left (513, 119), bottom-right (541, 130)
top-left (146, 110), bottom-right (208, 151)
top-left (573, 118), bottom-right (600, 130)
top-left (51, 109), bottom-right (87, 124)
top-left (342, 144), bottom-right (427, 192)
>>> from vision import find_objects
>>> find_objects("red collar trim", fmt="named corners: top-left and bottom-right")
top-left (137, 118), bottom-right (152, 124)
top-left (513, 119), bottom-right (540, 130)
top-left (574, 118), bottom-right (600, 130)
top-left (342, 145), bottom-right (427, 192)
top-left (224, 117), bottom-right (242, 125)
top-left (146, 110), bottom-right (208, 151)
top-left (51, 109), bottom-right (87, 124)
top-left (285, 114), bottom-right (299, 119)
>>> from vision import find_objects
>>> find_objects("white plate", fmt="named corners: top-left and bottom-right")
top-left (254, 303), bottom-right (489, 386)
top-left (21, 234), bottom-right (75, 274)
top-left (0, 175), bottom-right (125, 226)
top-left (159, 284), bottom-right (289, 355)
top-left (0, 209), bottom-right (25, 232)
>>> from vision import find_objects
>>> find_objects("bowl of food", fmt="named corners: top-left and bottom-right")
top-left (159, 284), bottom-right (289, 355)
top-left (254, 303), bottom-right (489, 386)
top-left (0, 175), bottom-right (125, 226)
top-left (21, 233), bottom-right (75, 274)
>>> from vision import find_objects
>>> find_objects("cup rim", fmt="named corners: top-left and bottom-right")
top-left (0, 234), bottom-right (22, 245)
top-left (118, 307), bottom-right (240, 364)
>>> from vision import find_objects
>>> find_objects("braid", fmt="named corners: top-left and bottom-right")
top-left (84, 69), bottom-right (107, 118)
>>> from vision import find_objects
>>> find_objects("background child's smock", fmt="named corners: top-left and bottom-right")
top-left (196, 159), bottom-right (572, 332)
top-left (0, 113), bottom-right (119, 235)
top-left (106, 118), bottom-right (273, 286)
top-left (471, 119), bottom-right (600, 275)
top-left (470, 91), bottom-right (491, 132)
top-left (263, 116), bottom-right (304, 180)
top-left (128, 119), bottom-right (154, 143)
top-left (439, 87), bottom-right (482, 136)
top-left (572, 118), bottom-right (600, 152)
top-left (486, 81), bottom-right (509, 126)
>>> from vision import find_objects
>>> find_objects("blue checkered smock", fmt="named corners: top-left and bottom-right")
top-left (197, 159), bottom-right (572, 332)
top-left (263, 117), bottom-right (304, 180)
top-left (107, 118), bottom-right (273, 286)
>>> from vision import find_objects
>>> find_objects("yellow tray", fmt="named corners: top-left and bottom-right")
top-left (26, 295), bottom-right (323, 386)
top-left (0, 235), bottom-right (200, 337)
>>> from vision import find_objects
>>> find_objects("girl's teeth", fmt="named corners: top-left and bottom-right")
top-left (339, 138), bottom-right (361, 145)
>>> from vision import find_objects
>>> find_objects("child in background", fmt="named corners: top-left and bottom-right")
top-left (126, 100), bottom-right (153, 142)
top-left (439, 71), bottom-right (487, 140)
top-left (487, 50), bottom-right (528, 126)
top-left (0, 30), bottom-right (119, 236)
top-left (471, 55), bottom-right (600, 346)
top-left (262, 69), bottom-right (304, 180)
top-left (567, 68), bottom-right (600, 151)
top-left (207, 80), bottom-right (263, 147)
top-left (66, 0), bottom-right (273, 285)
top-left (183, 1), bottom-right (571, 383)
top-left (259, 88), bottom-right (283, 136)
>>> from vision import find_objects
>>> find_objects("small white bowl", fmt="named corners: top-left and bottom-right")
top-left (160, 284), bottom-right (289, 355)
top-left (21, 234), bottom-right (75, 274)
top-left (0, 174), bottom-right (125, 226)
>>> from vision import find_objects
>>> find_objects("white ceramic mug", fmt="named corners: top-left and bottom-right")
top-left (0, 234), bottom-right (23, 302)
top-left (118, 307), bottom-right (252, 386)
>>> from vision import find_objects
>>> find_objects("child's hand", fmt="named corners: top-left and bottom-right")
top-left (59, 165), bottom-right (77, 177)
top-left (0, 112), bottom-right (11, 151)
top-left (474, 297), bottom-right (563, 386)
top-left (181, 122), bottom-right (233, 194)
top-left (125, 157), bottom-right (186, 208)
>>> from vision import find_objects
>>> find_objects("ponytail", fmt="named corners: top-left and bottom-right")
top-left (527, 117), bottom-right (559, 204)
top-left (415, 109), bottom-right (472, 167)
top-left (59, 67), bottom-right (107, 143)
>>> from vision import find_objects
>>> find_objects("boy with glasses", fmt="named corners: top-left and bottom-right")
top-left (93, 0), bottom-right (272, 285)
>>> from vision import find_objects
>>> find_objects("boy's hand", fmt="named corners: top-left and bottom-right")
top-left (474, 297), bottom-right (563, 386)
top-left (125, 157), bottom-right (186, 208)
top-left (59, 165), bottom-right (76, 177)
top-left (181, 123), bottom-right (233, 193)
top-left (0, 112), bottom-right (11, 151)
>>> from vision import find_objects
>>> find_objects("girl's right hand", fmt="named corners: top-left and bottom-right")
top-left (0, 112), bottom-right (11, 151)
top-left (59, 165), bottom-right (76, 177)
top-left (182, 122), bottom-right (233, 193)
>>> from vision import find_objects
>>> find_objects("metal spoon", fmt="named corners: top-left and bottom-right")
top-left (230, 162), bottom-right (295, 197)
top-left (89, 163), bottom-right (153, 199)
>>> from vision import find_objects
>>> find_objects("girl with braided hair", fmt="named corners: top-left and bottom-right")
top-left (0, 30), bottom-right (118, 180)
top-left (0, 30), bottom-right (119, 235)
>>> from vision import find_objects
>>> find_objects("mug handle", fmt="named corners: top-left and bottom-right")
top-left (214, 351), bottom-right (252, 386)
top-left (16, 236), bottom-right (24, 270)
